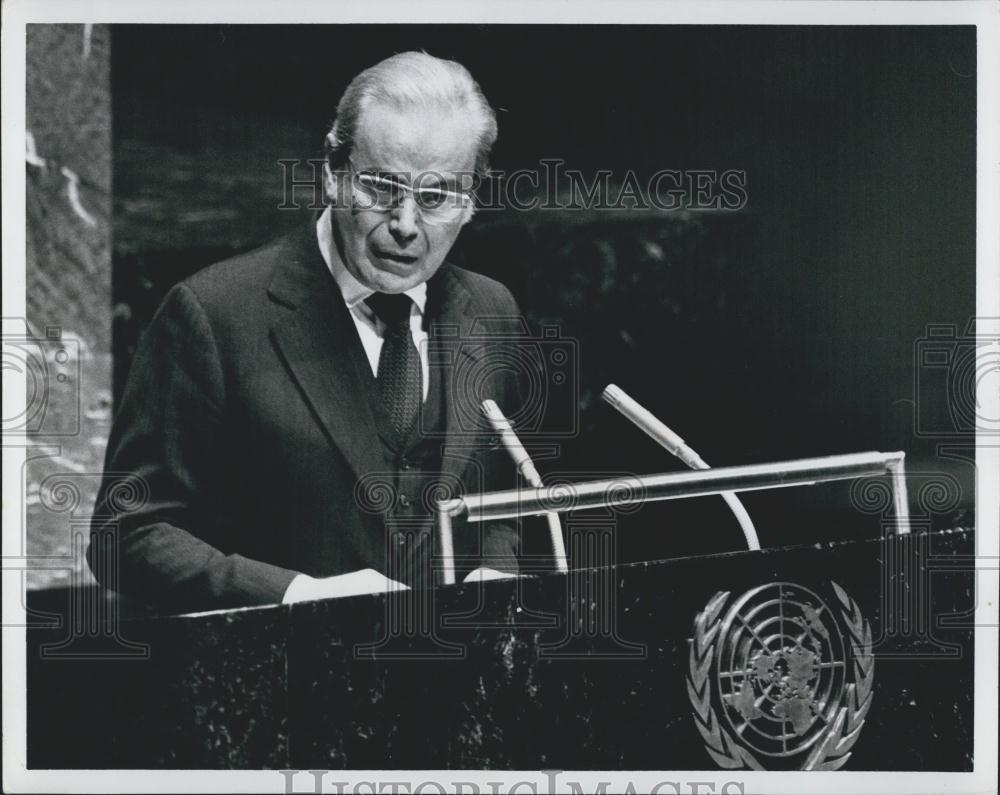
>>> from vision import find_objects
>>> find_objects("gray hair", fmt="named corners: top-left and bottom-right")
top-left (324, 51), bottom-right (498, 179)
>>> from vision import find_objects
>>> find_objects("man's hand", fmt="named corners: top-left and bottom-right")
top-left (463, 567), bottom-right (518, 583)
top-left (282, 569), bottom-right (410, 604)
top-left (283, 568), bottom-right (515, 603)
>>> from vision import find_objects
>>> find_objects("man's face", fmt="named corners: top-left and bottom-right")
top-left (327, 102), bottom-right (479, 294)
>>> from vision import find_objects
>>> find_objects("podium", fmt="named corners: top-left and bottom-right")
top-left (25, 453), bottom-right (974, 770)
top-left (25, 528), bottom-right (972, 770)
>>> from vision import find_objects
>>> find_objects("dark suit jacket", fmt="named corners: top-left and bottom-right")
top-left (88, 221), bottom-right (525, 612)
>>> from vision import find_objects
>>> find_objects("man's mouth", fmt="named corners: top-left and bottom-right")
top-left (373, 250), bottom-right (419, 265)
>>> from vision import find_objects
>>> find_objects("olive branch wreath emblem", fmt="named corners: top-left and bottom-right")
top-left (686, 581), bottom-right (874, 770)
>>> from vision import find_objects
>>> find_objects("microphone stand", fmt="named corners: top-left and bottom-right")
top-left (602, 384), bottom-right (761, 551)
top-left (482, 400), bottom-right (570, 573)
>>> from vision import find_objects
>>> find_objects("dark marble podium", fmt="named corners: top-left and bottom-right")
top-left (26, 528), bottom-right (974, 770)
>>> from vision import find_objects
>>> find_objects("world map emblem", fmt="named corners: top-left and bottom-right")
top-left (686, 582), bottom-right (874, 770)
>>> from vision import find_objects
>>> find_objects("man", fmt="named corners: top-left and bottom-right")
top-left (88, 52), bottom-right (526, 612)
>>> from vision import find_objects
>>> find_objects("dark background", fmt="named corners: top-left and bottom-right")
top-left (110, 25), bottom-right (976, 566)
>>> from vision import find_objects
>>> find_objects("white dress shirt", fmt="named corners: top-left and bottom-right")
top-left (316, 207), bottom-right (429, 401)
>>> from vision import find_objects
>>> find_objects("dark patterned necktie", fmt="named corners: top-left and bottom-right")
top-left (365, 292), bottom-right (422, 448)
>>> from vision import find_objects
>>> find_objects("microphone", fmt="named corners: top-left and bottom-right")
top-left (602, 385), bottom-right (708, 469)
top-left (481, 400), bottom-right (569, 572)
top-left (481, 399), bottom-right (543, 487)
top-left (601, 384), bottom-right (761, 551)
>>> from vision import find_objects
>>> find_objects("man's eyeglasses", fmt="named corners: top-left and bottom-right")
top-left (346, 160), bottom-right (474, 226)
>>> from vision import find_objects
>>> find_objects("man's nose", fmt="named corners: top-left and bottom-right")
top-left (388, 195), bottom-right (419, 243)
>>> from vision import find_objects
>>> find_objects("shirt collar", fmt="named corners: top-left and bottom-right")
top-left (316, 206), bottom-right (427, 315)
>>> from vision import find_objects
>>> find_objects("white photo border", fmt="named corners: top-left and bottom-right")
top-left (3, 2), bottom-right (997, 793)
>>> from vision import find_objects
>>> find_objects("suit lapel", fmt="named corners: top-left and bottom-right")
top-left (267, 222), bottom-right (385, 485)
top-left (427, 266), bottom-right (490, 487)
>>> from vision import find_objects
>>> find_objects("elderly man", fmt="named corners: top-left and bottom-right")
top-left (88, 52), bottom-right (524, 612)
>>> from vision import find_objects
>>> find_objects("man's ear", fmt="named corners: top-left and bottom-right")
top-left (459, 202), bottom-right (476, 226)
top-left (323, 161), bottom-right (340, 206)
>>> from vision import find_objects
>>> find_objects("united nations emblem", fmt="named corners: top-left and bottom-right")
top-left (686, 582), bottom-right (874, 770)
